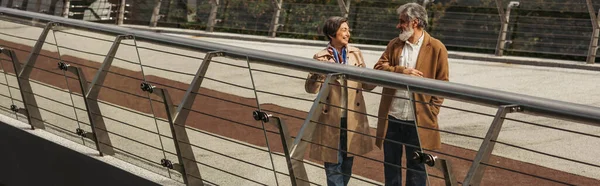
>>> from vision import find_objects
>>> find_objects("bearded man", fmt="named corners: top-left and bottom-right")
top-left (372, 3), bottom-right (449, 186)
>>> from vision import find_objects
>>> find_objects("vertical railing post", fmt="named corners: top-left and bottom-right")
top-left (57, 62), bottom-right (101, 154)
top-left (252, 111), bottom-right (299, 186)
top-left (268, 0), bottom-right (283, 38)
top-left (0, 22), bottom-right (58, 130)
top-left (0, 48), bottom-right (28, 120)
top-left (117, 0), bottom-right (126, 25)
top-left (336, 0), bottom-right (350, 18)
top-left (63, 34), bottom-right (132, 156)
top-left (62, 0), bottom-right (70, 18)
top-left (495, 0), bottom-right (519, 56)
top-left (586, 0), bottom-right (599, 64)
top-left (463, 105), bottom-right (522, 186)
top-left (140, 51), bottom-right (223, 186)
top-left (206, 0), bottom-right (219, 32)
top-left (149, 0), bottom-right (162, 27)
top-left (140, 86), bottom-right (196, 185)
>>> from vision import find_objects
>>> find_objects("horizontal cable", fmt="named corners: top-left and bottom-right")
top-left (212, 25), bottom-right (270, 32)
top-left (0, 92), bottom-right (15, 100)
top-left (435, 35), bottom-right (499, 42)
top-left (261, 108), bottom-right (305, 121)
top-left (504, 48), bottom-right (585, 57)
top-left (255, 90), bottom-right (314, 102)
top-left (180, 155), bottom-right (268, 186)
top-left (94, 98), bottom-right (168, 122)
top-left (493, 140), bottom-right (600, 169)
top-left (184, 125), bottom-right (269, 153)
top-left (430, 27), bottom-right (500, 34)
top-left (22, 101), bottom-right (83, 124)
top-left (480, 162), bottom-right (573, 186)
top-left (87, 109), bottom-right (171, 140)
top-left (182, 107), bottom-right (266, 133)
top-left (55, 30), bottom-right (136, 46)
top-left (209, 59), bottom-right (252, 69)
top-left (195, 91), bottom-right (258, 109)
top-left (94, 126), bottom-right (177, 157)
top-left (249, 68), bottom-right (306, 81)
top-left (272, 171), bottom-right (320, 186)
top-left (140, 64), bottom-right (195, 76)
top-left (0, 31), bottom-right (51, 42)
top-left (25, 113), bottom-right (85, 141)
top-left (96, 141), bottom-right (172, 175)
top-left (510, 41), bottom-right (588, 48)
top-left (203, 76), bottom-right (255, 91)
top-left (435, 18), bottom-right (502, 25)
top-left (509, 31), bottom-right (590, 39)
top-left (57, 45), bottom-right (141, 66)
top-left (177, 137), bottom-right (275, 172)
top-left (0, 81), bottom-right (87, 111)
top-left (0, 105), bottom-right (15, 114)
top-left (508, 22), bottom-right (592, 29)
top-left (134, 46), bottom-right (204, 60)
top-left (504, 118), bottom-right (600, 139)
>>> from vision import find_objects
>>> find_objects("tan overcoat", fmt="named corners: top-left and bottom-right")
top-left (373, 32), bottom-right (450, 150)
top-left (305, 46), bottom-right (376, 163)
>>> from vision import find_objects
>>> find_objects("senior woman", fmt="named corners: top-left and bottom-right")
top-left (304, 16), bottom-right (375, 186)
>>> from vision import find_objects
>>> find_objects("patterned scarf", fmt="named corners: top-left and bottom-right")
top-left (327, 43), bottom-right (347, 65)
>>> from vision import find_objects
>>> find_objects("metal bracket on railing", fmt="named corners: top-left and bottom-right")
top-left (160, 159), bottom-right (184, 174)
top-left (414, 151), bottom-right (457, 186)
top-left (463, 104), bottom-right (522, 186)
top-left (75, 128), bottom-right (95, 141)
top-left (0, 22), bottom-right (58, 130)
top-left (140, 82), bottom-right (155, 93)
top-left (137, 51), bottom-right (222, 186)
top-left (9, 104), bottom-right (27, 115)
top-left (252, 110), bottom-right (272, 122)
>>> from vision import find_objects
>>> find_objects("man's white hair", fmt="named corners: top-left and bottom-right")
top-left (396, 3), bottom-right (428, 28)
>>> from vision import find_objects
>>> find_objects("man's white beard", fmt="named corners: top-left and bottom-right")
top-left (398, 26), bottom-right (414, 41)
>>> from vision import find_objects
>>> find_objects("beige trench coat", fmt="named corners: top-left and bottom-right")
top-left (304, 45), bottom-right (376, 163)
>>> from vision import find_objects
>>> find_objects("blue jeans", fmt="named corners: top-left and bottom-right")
top-left (324, 118), bottom-right (354, 186)
top-left (384, 116), bottom-right (427, 186)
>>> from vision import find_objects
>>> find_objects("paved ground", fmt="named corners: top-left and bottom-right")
top-left (1, 18), bottom-right (600, 185)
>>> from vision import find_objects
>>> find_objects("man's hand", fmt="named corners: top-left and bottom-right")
top-left (380, 62), bottom-right (390, 69)
top-left (403, 68), bottom-right (423, 77)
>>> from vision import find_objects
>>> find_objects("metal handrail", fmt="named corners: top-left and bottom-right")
top-left (1, 7), bottom-right (599, 126)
